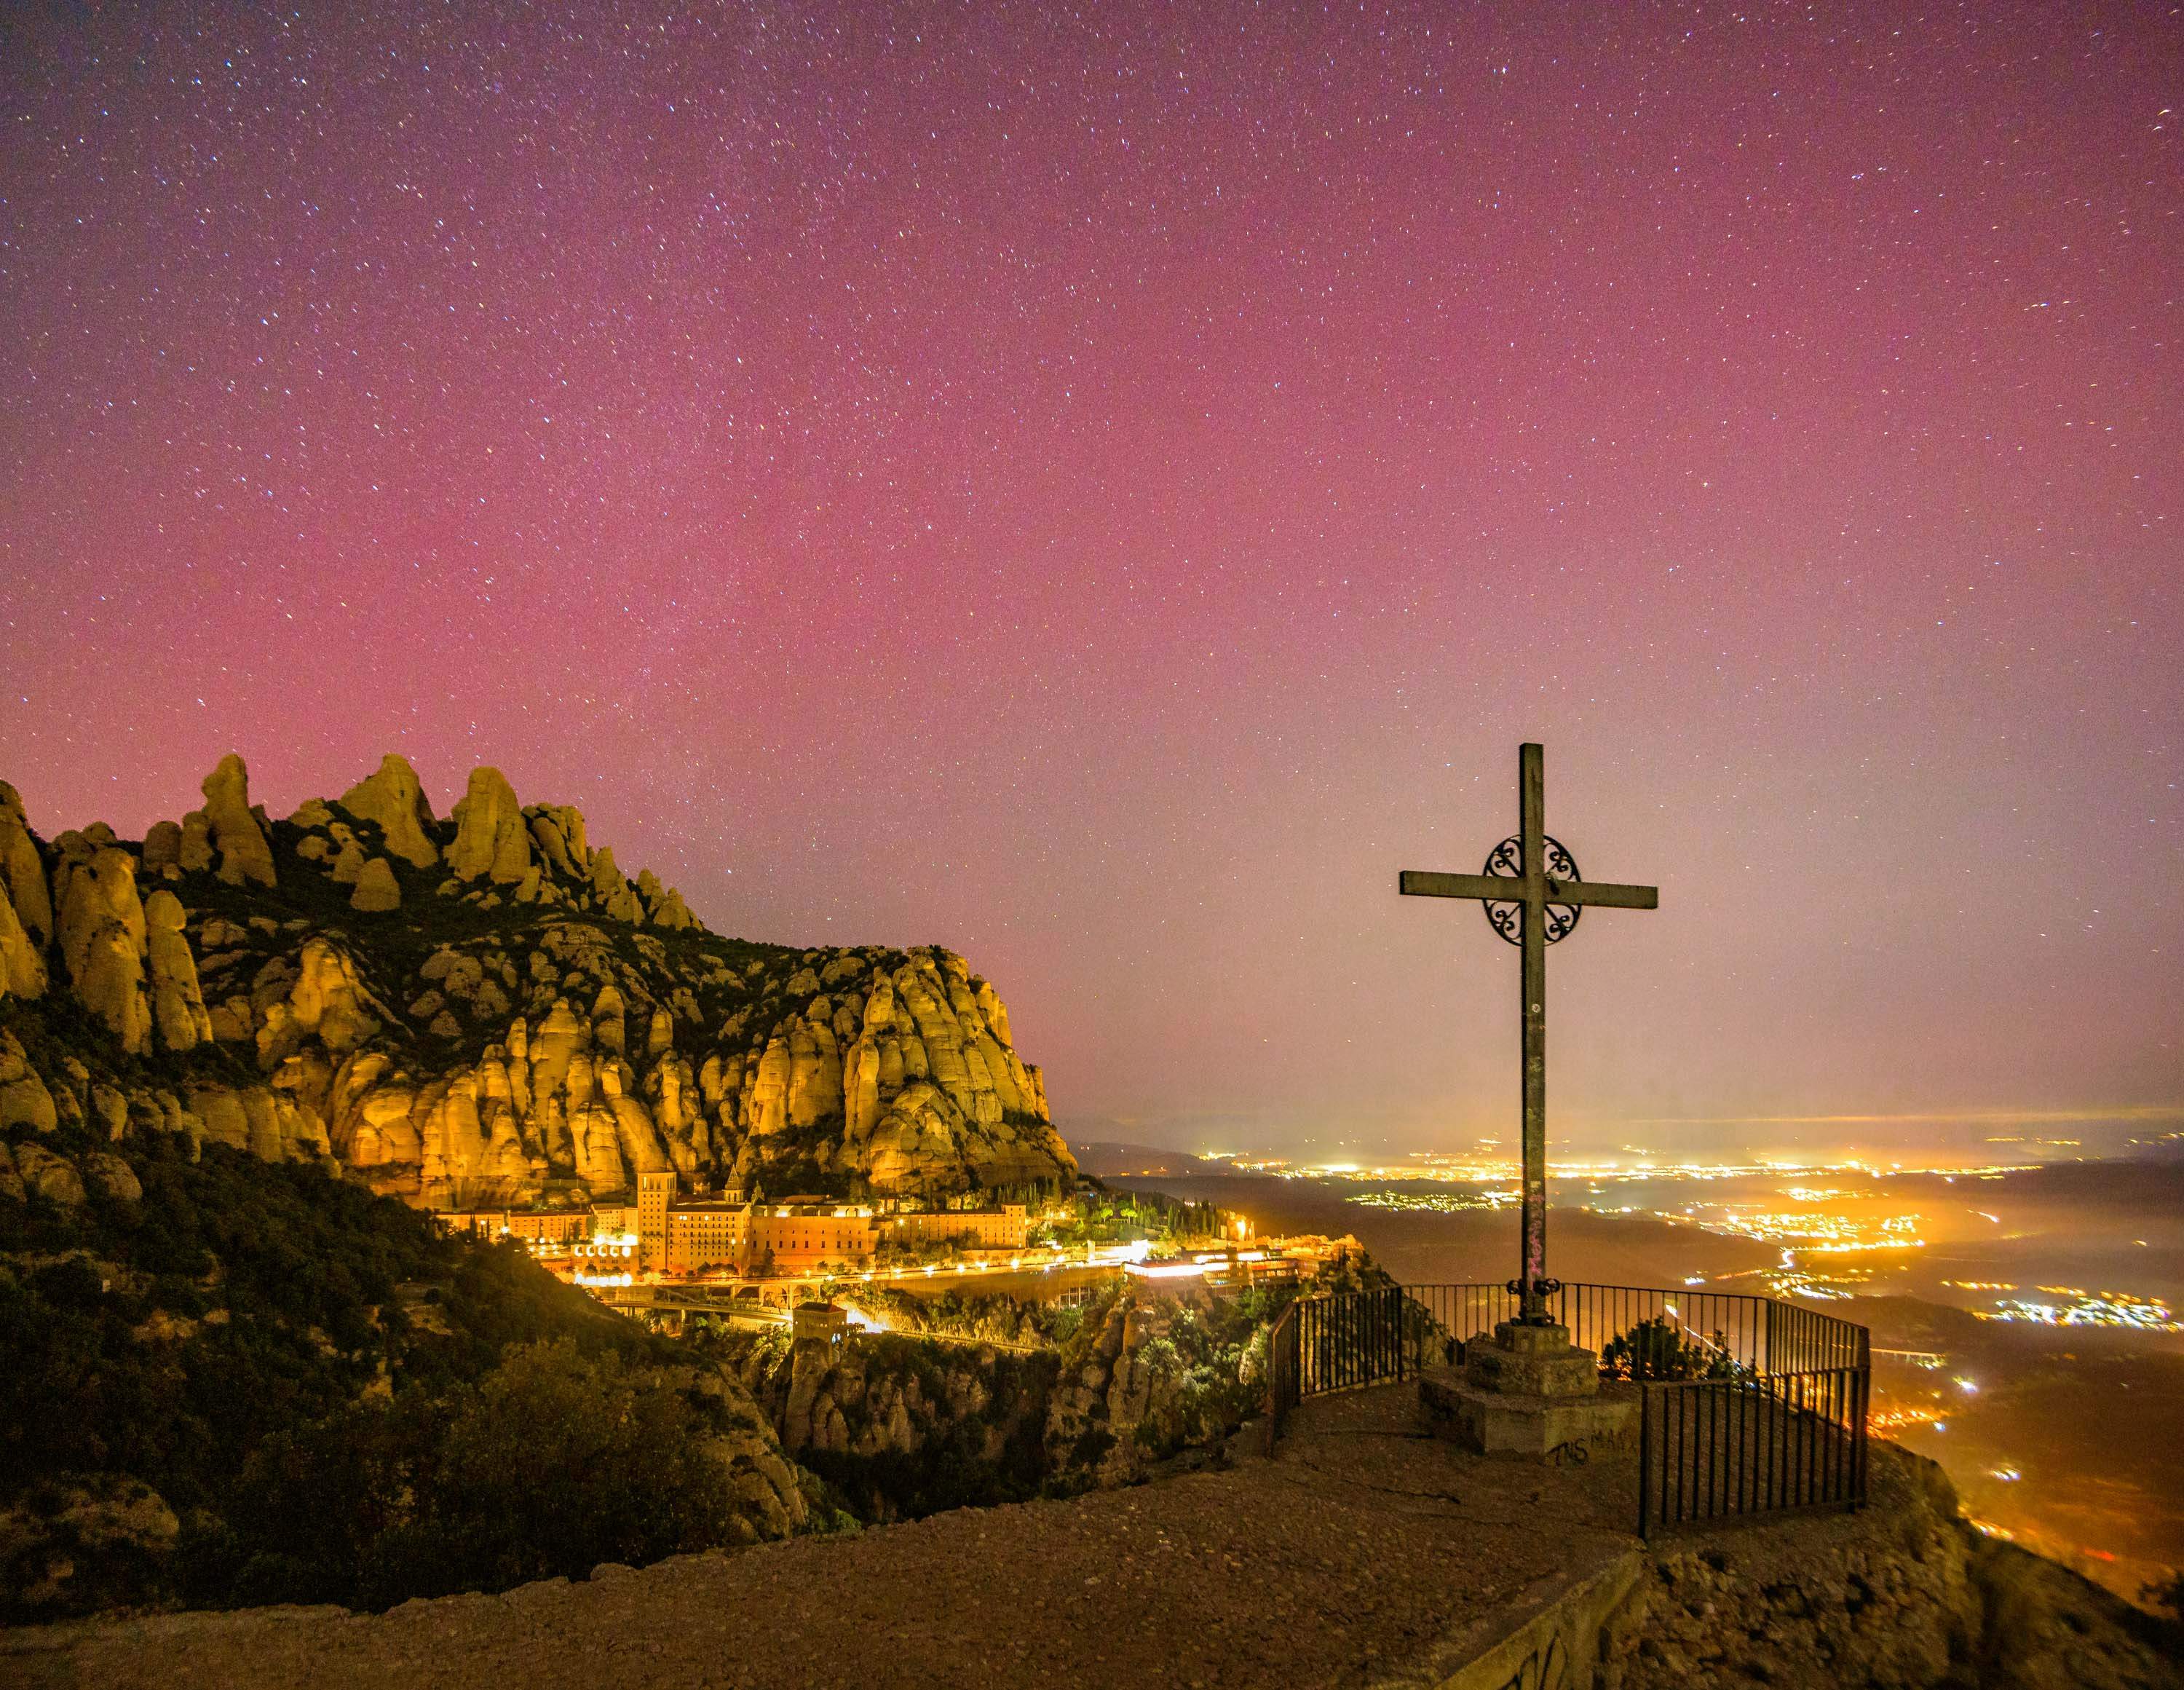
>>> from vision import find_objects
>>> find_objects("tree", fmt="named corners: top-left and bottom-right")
top-left (220, 1394), bottom-right (443, 1607)
top-left (405, 1340), bottom-right (744, 1594)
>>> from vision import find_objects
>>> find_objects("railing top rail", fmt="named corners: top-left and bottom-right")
top-left (1306, 1281), bottom-right (1870, 1362)
top-left (1393, 1279), bottom-right (1870, 1369)
top-left (1642, 1371), bottom-right (1870, 1397)
top-left (1398, 1277), bottom-right (1865, 1313)
top-left (1401, 1277), bottom-right (1850, 1300)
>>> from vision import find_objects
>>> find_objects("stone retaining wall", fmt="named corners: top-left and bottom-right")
top-left (1376, 1443), bottom-right (2179, 1690)
top-left (1369, 1545), bottom-right (1643, 1689)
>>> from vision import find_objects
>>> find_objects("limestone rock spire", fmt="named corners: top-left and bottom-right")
top-left (339, 754), bottom-right (440, 869)
top-left (56, 844), bottom-right (151, 1053)
top-left (448, 767), bottom-right (533, 883)
top-left (587, 844), bottom-right (643, 923)
top-left (201, 754), bottom-right (277, 887)
top-left (144, 888), bottom-right (213, 1051)
top-left (350, 856), bottom-right (402, 912)
top-left (0, 781), bottom-right (53, 946)
top-left (0, 874), bottom-right (44, 1000)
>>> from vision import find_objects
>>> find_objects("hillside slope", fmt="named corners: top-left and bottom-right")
top-left (0, 1132), bottom-right (817, 1619)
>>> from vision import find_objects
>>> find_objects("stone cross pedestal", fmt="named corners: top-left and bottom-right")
top-left (1420, 1322), bottom-right (1637, 1459)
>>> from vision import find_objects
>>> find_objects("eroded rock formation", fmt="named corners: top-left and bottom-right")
top-left (448, 766), bottom-right (532, 885)
top-left (144, 890), bottom-right (213, 1053)
top-left (199, 754), bottom-right (276, 888)
top-left (339, 754), bottom-right (440, 869)
top-left (350, 856), bottom-right (401, 912)
top-left (1602, 1445), bottom-right (2183, 1690)
top-left (0, 782), bottom-right (54, 946)
top-left (0, 872), bottom-right (43, 1001)
top-left (55, 842), bottom-right (151, 1054)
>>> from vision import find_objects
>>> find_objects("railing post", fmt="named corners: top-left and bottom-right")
top-left (1853, 1363), bottom-right (1870, 1509)
top-left (1764, 1372), bottom-right (1778, 1513)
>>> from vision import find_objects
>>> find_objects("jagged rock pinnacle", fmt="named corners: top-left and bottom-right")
top-left (340, 754), bottom-right (440, 869)
top-left (201, 754), bottom-right (277, 888)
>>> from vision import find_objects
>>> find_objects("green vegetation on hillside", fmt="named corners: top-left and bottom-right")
top-left (1041, 1184), bottom-right (1233, 1250)
top-left (0, 1132), bottom-right (815, 1619)
top-left (213, 1339), bottom-right (770, 1608)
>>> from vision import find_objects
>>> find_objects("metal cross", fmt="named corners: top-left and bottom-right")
top-left (1399, 743), bottom-right (1658, 1325)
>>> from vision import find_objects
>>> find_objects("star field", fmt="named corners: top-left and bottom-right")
top-left (1, 2), bottom-right (2177, 1156)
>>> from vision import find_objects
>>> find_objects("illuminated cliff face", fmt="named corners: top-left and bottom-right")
top-left (0, 755), bottom-right (1078, 1205)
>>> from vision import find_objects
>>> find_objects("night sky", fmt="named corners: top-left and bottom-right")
top-left (3, 4), bottom-right (2177, 1159)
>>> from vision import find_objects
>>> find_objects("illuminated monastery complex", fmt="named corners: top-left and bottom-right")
top-left (447, 1171), bottom-right (1030, 1278)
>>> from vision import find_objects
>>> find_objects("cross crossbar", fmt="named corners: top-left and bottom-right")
top-left (1397, 870), bottom-right (1658, 910)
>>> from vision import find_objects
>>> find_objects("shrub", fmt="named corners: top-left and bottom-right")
top-left (1599, 1317), bottom-right (1739, 1381)
top-left (409, 1340), bottom-right (744, 1593)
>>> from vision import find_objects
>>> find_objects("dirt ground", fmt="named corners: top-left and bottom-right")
top-left (4, 1386), bottom-right (1653, 1690)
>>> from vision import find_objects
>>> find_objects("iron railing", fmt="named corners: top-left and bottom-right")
top-left (1262, 1280), bottom-right (1870, 1535)
top-left (1398, 1282), bottom-right (1522, 1367)
top-left (1638, 1364), bottom-right (1870, 1536)
top-left (1763, 1297), bottom-right (1870, 1374)
top-left (1263, 1285), bottom-right (1409, 1447)
top-left (1266, 1300), bottom-right (1301, 1445)
top-left (1298, 1284), bottom-right (1409, 1394)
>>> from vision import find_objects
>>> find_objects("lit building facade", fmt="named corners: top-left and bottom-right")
top-left (745, 1202), bottom-right (879, 1273)
top-left (636, 1171), bottom-right (676, 1271)
top-left (662, 1200), bottom-right (748, 1273)
top-left (879, 1204), bottom-right (1029, 1254)
top-left (502, 1210), bottom-right (596, 1247)
top-left (633, 1173), bottom-right (879, 1275)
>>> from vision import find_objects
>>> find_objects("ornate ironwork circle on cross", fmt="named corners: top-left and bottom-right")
top-left (1481, 833), bottom-right (1585, 944)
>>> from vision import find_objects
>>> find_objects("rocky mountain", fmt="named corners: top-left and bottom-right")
top-left (0, 754), bottom-right (1076, 1209)
top-left (715, 1276), bottom-right (1273, 1523)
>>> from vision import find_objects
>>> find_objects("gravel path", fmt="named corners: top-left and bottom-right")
top-left (6, 1386), bottom-right (1645, 1690)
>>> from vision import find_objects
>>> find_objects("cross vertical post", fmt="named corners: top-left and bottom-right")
top-left (1518, 742), bottom-right (1548, 1322)
top-left (1398, 742), bottom-right (1657, 1329)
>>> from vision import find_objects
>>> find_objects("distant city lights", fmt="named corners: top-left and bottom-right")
top-left (1985, 1294), bottom-right (2178, 1333)
top-left (1870, 1404), bottom-right (1948, 1432)
top-left (1222, 1151), bottom-right (2038, 1185)
top-left (1348, 1189), bottom-right (1516, 1214)
top-left (1693, 1209), bottom-right (1926, 1254)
